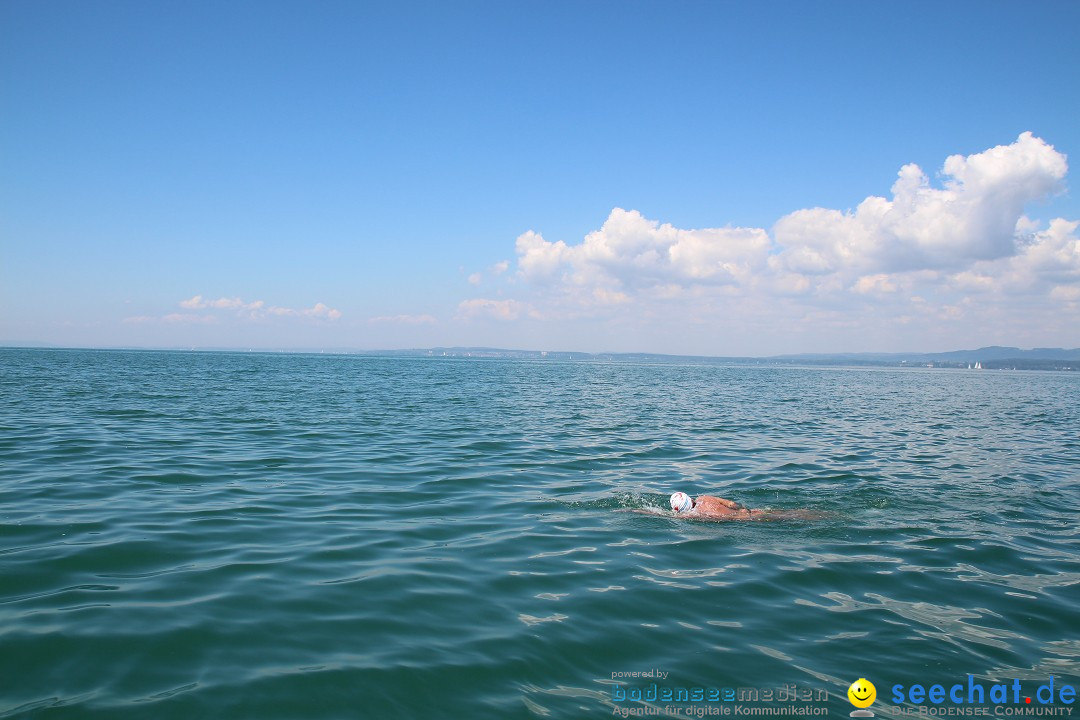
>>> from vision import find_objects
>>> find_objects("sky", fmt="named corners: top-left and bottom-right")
top-left (2, 0), bottom-right (1079, 356)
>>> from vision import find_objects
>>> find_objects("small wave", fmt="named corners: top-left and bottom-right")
top-left (558, 492), bottom-right (670, 513)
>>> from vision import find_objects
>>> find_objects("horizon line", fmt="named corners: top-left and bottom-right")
top-left (3, 341), bottom-right (1079, 362)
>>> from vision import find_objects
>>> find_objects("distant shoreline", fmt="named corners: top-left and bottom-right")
top-left (3, 344), bottom-right (1078, 371)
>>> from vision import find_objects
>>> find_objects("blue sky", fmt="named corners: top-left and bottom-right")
top-left (2, 0), bottom-right (1079, 354)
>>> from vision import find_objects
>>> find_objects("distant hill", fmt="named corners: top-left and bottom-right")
top-left (769, 346), bottom-right (1080, 370)
top-left (774, 346), bottom-right (1080, 362)
top-left (408, 346), bottom-right (1080, 370)
top-left (923, 346), bottom-right (1080, 361)
top-left (4, 343), bottom-right (1079, 370)
top-left (386, 346), bottom-right (1080, 369)
top-left (777, 345), bottom-right (1080, 362)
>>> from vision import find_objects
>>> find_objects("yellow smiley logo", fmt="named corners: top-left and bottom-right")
top-left (848, 678), bottom-right (876, 708)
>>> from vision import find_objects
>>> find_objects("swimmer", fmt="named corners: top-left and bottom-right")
top-left (670, 491), bottom-right (751, 519)
top-left (667, 491), bottom-right (826, 522)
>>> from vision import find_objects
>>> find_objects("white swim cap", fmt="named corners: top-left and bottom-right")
top-left (670, 492), bottom-right (692, 513)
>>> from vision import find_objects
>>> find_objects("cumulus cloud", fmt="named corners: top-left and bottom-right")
top-left (475, 133), bottom-right (1078, 347)
top-left (772, 132), bottom-right (1067, 276)
top-left (513, 208), bottom-right (772, 320)
top-left (517, 210), bottom-right (770, 288)
top-left (951, 217), bottom-right (1080, 296)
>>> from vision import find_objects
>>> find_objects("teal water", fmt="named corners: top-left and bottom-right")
top-left (2, 348), bottom-right (1078, 718)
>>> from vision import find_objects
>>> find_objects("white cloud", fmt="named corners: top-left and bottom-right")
top-left (456, 298), bottom-right (536, 321)
top-left (268, 302), bottom-right (343, 320)
top-left (1051, 285), bottom-right (1080, 303)
top-left (851, 274), bottom-right (901, 295)
top-left (474, 133), bottom-right (1078, 350)
top-left (516, 230), bottom-right (569, 281)
top-left (508, 134), bottom-right (1075, 307)
top-left (467, 272), bottom-right (482, 285)
top-left (311, 303), bottom-right (342, 320)
top-left (772, 132), bottom-right (1067, 275)
top-left (128, 297), bottom-right (342, 325)
top-left (179, 295), bottom-right (264, 311)
top-left (1016, 218), bottom-right (1080, 281)
top-left (930, 217), bottom-right (1080, 300)
top-left (517, 209), bottom-right (770, 288)
top-left (512, 208), bottom-right (771, 320)
top-left (491, 260), bottom-right (510, 275)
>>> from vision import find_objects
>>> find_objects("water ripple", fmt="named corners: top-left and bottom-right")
top-left (2, 349), bottom-right (1079, 718)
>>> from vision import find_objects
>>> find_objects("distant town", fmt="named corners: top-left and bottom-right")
top-left (396, 346), bottom-right (1080, 371)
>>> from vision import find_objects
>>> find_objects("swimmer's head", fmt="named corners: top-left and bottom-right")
top-left (670, 492), bottom-right (692, 513)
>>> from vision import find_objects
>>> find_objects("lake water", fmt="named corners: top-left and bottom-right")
top-left (2, 348), bottom-right (1078, 718)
